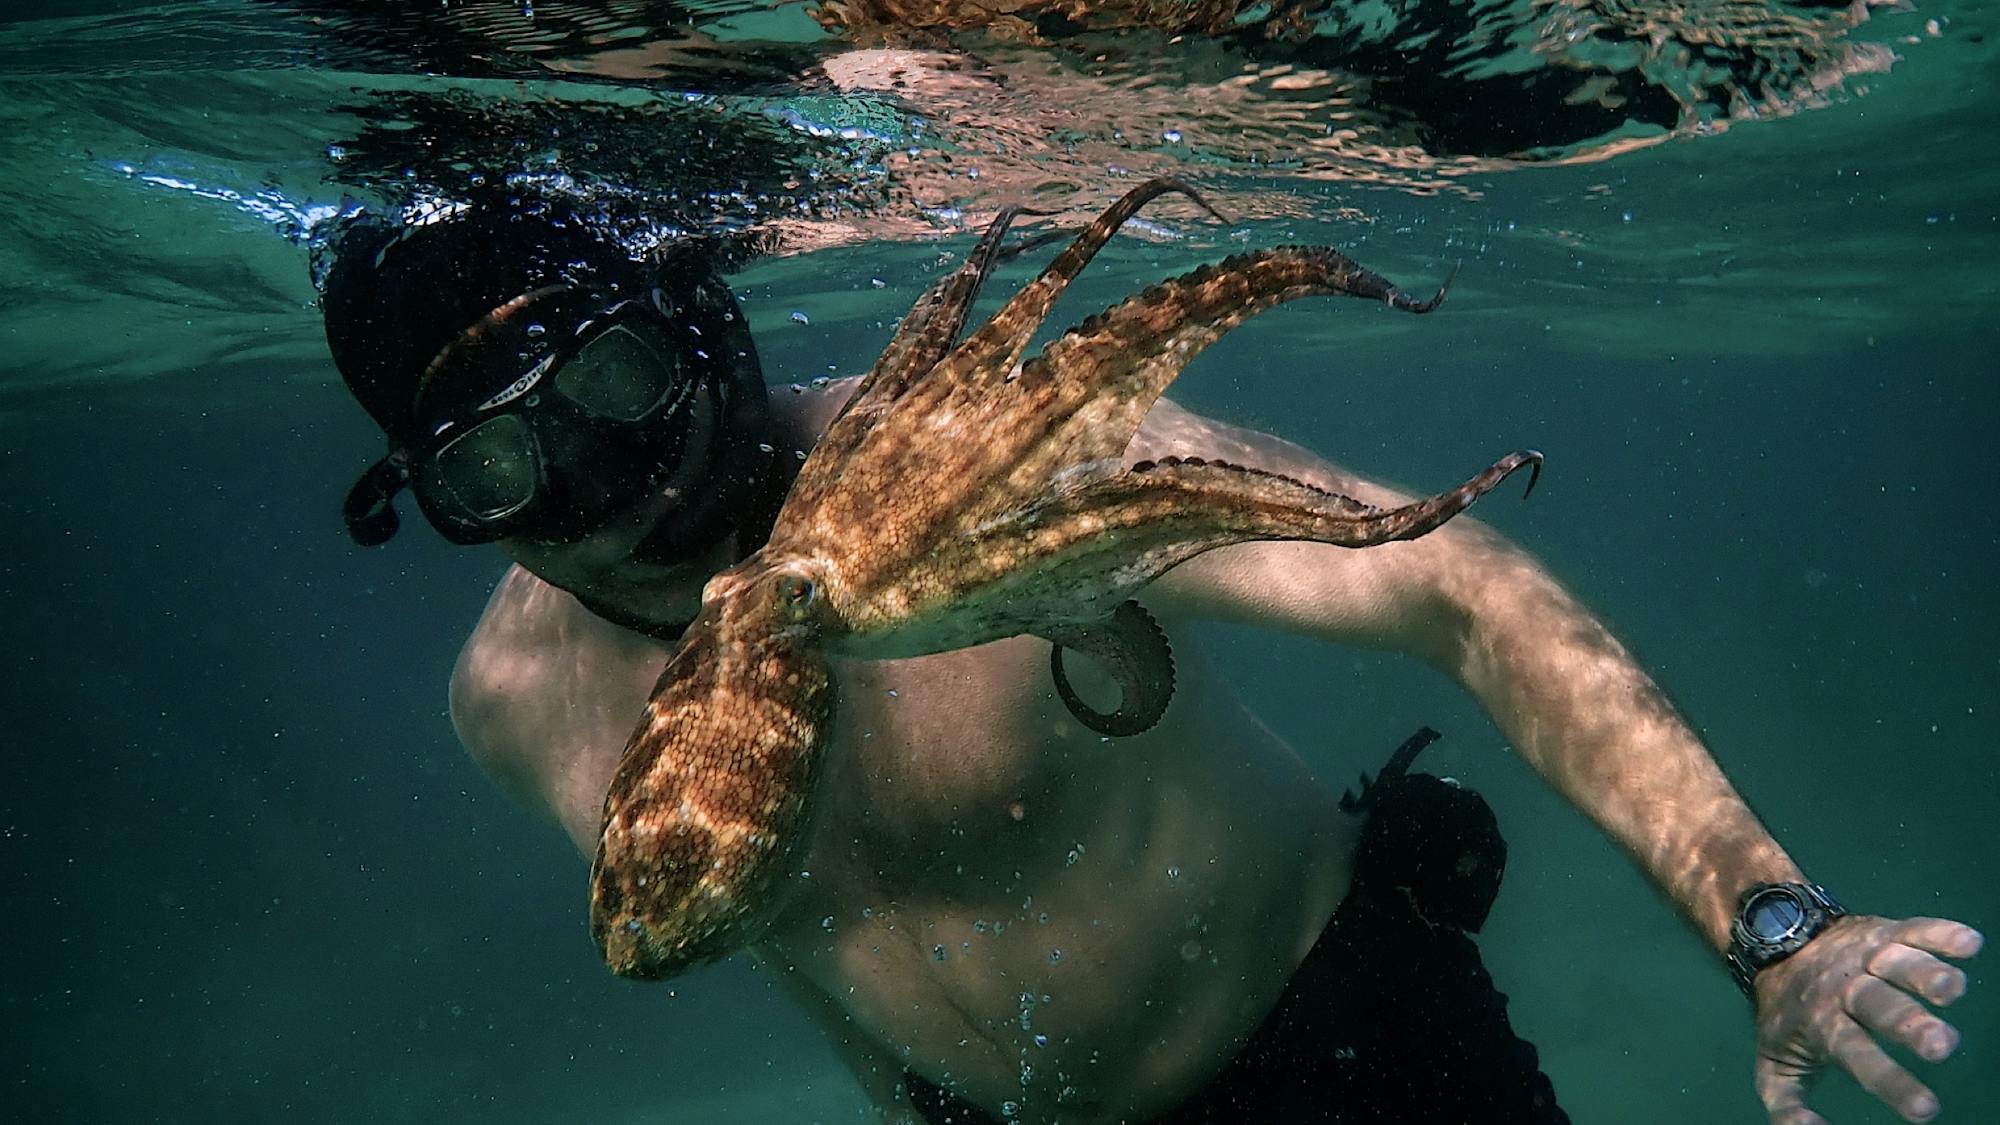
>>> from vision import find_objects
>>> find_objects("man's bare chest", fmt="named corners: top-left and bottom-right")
top-left (807, 636), bottom-right (1118, 876)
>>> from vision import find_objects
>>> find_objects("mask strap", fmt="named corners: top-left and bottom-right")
top-left (412, 284), bottom-right (574, 415)
top-left (343, 453), bottom-right (410, 546)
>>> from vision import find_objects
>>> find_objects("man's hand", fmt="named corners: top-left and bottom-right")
top-left (1753, 915), bottom-right (1982, 1124)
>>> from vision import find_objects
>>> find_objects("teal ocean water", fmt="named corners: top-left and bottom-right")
top-left (1, 1), bottom-right (1994, 1122)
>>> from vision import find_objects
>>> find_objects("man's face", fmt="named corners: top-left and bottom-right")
top-left (496, 380), bottom-right (735, 624)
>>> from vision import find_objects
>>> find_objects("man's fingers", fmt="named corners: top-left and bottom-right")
top-left (1890, 918), bottom-right (1984, 961)
top-left (1825, 1020), bottom-right (1943, 1123)
top-left (1869, 942), bottom-right (1971, 1008)
top-left (1752, 918), bottom-right (1976, 1125)
top-left (1847, 974), bottom-right (1963, 1062)
top-left (1755, 1060), bottom-right (1830, 1125)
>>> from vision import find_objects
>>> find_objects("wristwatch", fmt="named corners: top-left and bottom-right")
top-left (1726, 882), bottom-right (1847, 996)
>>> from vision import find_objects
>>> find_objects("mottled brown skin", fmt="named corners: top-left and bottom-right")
top-left (591, 177), bottom-right (1539, 979)
top-left (590, 570), bottom-right (833, 973)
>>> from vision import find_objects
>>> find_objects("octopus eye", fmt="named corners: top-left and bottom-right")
top-left (773, 573), bottom-right (818, 617)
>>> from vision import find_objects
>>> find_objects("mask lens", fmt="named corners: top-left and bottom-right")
top-left (554, 322), bottom-right (685, 422)
top-left (430, 414), bottom-right (540, 521)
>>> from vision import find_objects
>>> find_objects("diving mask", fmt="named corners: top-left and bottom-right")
top-left (343, 284), bottom-right (706, 547)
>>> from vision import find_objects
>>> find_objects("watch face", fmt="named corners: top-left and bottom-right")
top-left (1746, 887), bottom-right (1808, 942)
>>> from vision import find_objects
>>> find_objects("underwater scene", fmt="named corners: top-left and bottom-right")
top-left (1, 0), bottom-right (1995, 1122)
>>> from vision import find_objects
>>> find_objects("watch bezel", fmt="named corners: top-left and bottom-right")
top-left (1742, 884), bottom-right (1812, 942)
top-left (1726, 881), bottom-right (1845, 997)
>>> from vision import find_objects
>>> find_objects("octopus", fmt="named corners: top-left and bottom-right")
top-left (590, 177), bottom-right (1542, 979)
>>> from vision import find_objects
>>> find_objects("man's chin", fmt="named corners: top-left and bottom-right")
top-left (500, 523), bottom-right (704, 601)
top-left (627, 513), bottom-right (735, 570)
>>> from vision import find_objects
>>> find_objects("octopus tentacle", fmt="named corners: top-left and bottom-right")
top-left (979, 246), bottom-right (1455, 510)
top-left (851, 206), bottom-right (1025, 408)
top-left (591, 594), bottom-right (835, 980)
top-left (1086, 450), bottom-right (1541, 551)
top-left (1040, 599), bottom-right (1175, 737)
top-left (933, 452), bottom-right (1543, 621)
top-left (813, 247), bottom-right (1464, 629)
top-left (789, 205), bottom-right (1026, 515)
top-left (928, 176), bottom-right (1224, 392)
top-left (812, 220), bottom-right (1424, 572)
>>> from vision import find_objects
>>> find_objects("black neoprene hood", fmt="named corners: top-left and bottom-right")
top-left (321, 205), bottom-right (653, 446)
top-left (321, 201), bottom-right (777, 554)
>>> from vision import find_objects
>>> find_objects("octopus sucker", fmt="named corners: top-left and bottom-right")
top-left (1046, 600), bottom-right (1175, 738)
top-left (591, 176), bottom-right (1540, 979)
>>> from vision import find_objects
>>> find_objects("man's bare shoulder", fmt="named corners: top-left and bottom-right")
top-left (449, 566), bottom-right (672, 838)
top-left (453, 566), bottom-right (675, 717)
top-left (454, 569), bottom-right (593, 711)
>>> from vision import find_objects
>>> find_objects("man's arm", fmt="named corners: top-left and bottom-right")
top-left (1136, 400), bottom-right (1979, 1124)
top-left (1135, 400), bottom-right (1786, 943)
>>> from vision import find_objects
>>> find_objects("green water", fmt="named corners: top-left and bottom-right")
top-left (1, 1), bottom-right (1994, 1122)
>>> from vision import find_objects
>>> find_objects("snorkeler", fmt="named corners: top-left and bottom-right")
top-left (322, 201), bottom-right (1979, 1125)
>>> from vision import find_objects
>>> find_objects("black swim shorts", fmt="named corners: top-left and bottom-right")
top-left (905, 729), bottom-right (1569, 1124)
